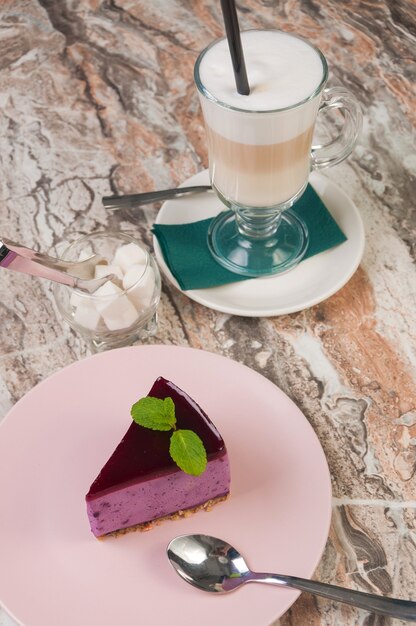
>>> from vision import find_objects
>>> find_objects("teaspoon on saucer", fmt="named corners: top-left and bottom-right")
top-left (102, 185), bottom-right (212, 210)
top-left (167, 534), bottom-right (416, 621)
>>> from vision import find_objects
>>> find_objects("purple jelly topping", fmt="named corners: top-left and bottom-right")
top-left (86, 377), bottom-right (227, 500)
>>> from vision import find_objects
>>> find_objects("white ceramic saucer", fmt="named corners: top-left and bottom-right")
top-left (153, 170), bottom-right (365, 317)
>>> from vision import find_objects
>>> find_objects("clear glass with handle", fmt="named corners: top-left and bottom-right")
top-left (195, 30), bottom-right (362, 277)
top-left (311, 86), bottom-right (362, 169)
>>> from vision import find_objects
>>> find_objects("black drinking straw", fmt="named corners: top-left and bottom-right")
top-left (220, 0), bottom-right (250, 95)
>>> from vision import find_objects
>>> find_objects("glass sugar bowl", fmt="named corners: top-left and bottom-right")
top-left (53, 231), bottom-right (161, 351)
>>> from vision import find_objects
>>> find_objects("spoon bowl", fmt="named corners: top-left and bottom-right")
top-left (168, 534), bottom-right (249, 593)
top-left (167, 534), bottom-right (416, 621)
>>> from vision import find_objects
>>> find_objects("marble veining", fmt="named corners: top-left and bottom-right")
top-left (0, 1), bottom-right (415, 625)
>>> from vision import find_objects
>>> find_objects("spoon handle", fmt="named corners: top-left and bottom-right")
top-left (249, 573), bottom-right (416, 621)
top-left (102, 185), bottom-right (212, 210)
top-left (0, 242), bottom-right (110, 293)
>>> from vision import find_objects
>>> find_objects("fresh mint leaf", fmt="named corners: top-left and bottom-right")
top-left (169, 429), bottom-right (207, 476)
top-left (130, 395), bottom-right (207, 476)
top-left (130, 396), bottom-right (176, 431)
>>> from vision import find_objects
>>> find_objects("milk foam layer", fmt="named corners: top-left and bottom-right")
top-left (198, 30), bottom-right (325, 111)
top-left (196, 30), bottom-right (326, 146)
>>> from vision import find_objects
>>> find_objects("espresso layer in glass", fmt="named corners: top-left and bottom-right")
top-left (207, 124), bottom-right (314, 207)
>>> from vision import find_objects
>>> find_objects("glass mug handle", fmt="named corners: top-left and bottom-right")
top-left (311, 86), bottom-right (362, 170)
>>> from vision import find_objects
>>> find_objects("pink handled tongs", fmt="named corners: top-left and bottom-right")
top-left (0, 237), bottom-right (111, 293)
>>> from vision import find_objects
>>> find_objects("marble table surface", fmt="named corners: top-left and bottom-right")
top-left (0, 1), bottom-right (415, 625)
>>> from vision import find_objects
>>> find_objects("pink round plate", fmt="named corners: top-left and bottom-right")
top-left (0, 345), bottom-right (331, 626)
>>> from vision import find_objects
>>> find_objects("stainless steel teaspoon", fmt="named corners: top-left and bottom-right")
top-left (102, 185), bottom-right (212, 210)
top-left (167, 534), bottom-right (416, 621)
top-left (0, 237), bottom-right (111, 293)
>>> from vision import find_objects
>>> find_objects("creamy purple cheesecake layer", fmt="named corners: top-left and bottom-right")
top-left (87, 455), bottom-right (229, 536)
top-left (86, 377), bottom-right (230, 537)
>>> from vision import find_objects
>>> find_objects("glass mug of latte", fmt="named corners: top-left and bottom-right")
top-left (194, 30), bottom-right (362, 276)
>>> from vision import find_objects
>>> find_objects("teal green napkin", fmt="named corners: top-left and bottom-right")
top-left (152, 184), bottom-right (346, 290)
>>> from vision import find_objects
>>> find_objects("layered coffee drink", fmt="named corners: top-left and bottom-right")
top-left (195, 31), bottom-right (326, 208)
top-left (194, 29), bottom-right (360, 276)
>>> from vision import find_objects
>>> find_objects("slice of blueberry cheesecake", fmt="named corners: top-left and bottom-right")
top-left (86, 377), bottom-right (230, 537)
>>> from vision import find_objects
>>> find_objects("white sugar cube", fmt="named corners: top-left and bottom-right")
top-left (73, 300), bottom-right (101, 331)
top-left (93, 281), bottom-right (123, 313)
top-left (113, 243), bottom-right (147, 273)
top-left (78, 249), bottom-right (94, 262)
top-left (100, 295), bottom-right (139, 330)
top-left (70, 290), bottom-right (84, 308)
top-left (94, 264), bottom-right (123, 281)
top-left (122, 263), bottom-right (146, 289)
top-left (122, 265), bottom-right (155, 310)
